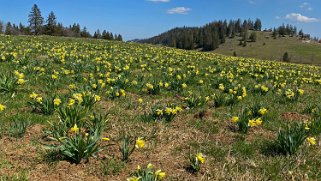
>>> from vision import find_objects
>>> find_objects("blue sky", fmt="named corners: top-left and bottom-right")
top-left (0, 0), bottom-right (320, 40)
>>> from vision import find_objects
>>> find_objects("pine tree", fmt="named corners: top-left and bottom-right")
top-left (227, 20), bottom-right (234, 38)
top-left (249, 32), bottom-right (257, 42)
top-left (299, 29), bottom-right (304, 38)
top-left (272, 28), bottom-right (277, 39)
top-left (242, 20), bottom-right (248, 32)
top-left (46, 11), bottom-right (57, 35)
top-left (71, 23), bottom-right (81, 37)
top-left (283, 52), bottom-right (290, 62)
top-left (93, 29), bottom-right (101, 39)
top-left (101, 30), bottom-right (107, 39)
top-left (80, 26), bottom-right (91, 38)
top-left (56, 23), bottom-right (64, 36)
top-left (28, 4), bottom-right (44, 35)
top-left (235, 19), bottom-right (241, 34)
top-left (5, 22), bottom-right (13, 35)
top-left (212, 29), bottom-right (220, 49)
top-left (243, 30), bottom-right (248, 47)
top-left (116, 34), bottom-right (123, 41)
top-left (0, 21), bottom-right (3, 34)
top-left (254, 18), bottom-right (262, 31)
top-left (199, 30), bottom-right (204, 47)
top-left (278, 24), bottom-right (286, 36)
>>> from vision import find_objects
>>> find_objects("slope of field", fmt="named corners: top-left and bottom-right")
top-left (214, 31), bottom-right (321, 65)
top-left (0, 35), bottom-right (321, 180)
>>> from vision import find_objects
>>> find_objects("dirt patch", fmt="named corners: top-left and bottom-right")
top-left (282, 112), bottom-right (310, 122)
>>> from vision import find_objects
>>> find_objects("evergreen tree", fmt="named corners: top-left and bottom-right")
top-left (28, 4), bottom-right (44, 35)
top-left (212, 29), bottom-right (220, 49)
top-left (80, 26), bottom-right (91, 38)
top-left (283, 52), bottom-right (290, 62)
top-left (102, 30), bottom-right (107, 39)
top-left (116, 34), bottom-right (123, 41)
top-left (278, 24), bottom-right (286, 36)
top-left (235, 19), bottom-right (241, 34)
top-left (227, 20), bottom-right (234, 38)
top-left (242, 20), bottom-right (248, 31)
top-left (233, 52), bottom-right (237, 56)
top-left (46, 11), bottom-right (57, 35)
top-left (5, 22), bottom-right (13, 35)
top-left (254, 18), bottom-right (262, 31)
top-left (272, 28), bottom-right (278, 39)
top-left (56, 23), bottom-right (64, 36)
top-left (249, 32), bottom-right (257, 42)
top-left (71, 23), bottom-right (81, 37)
top-left (243, 30), bottom-right (248, 47)
top-left (0, 21), bottom-right (3, 33)
top-left (299, 29), bottom-right (304, 38)
top-left (199, 30), bottom-right (204, 47)
top-left (93, 29), bottom-right (101, 39)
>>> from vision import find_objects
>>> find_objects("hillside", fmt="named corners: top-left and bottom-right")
top-left (1, 35), bottom-right (321, 180)
top-left (139, 19), bottom-right (321, 65)
top-left (213, 31), bottom-right (321, 65)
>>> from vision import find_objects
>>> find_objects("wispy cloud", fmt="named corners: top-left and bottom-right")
top-left (300, 2), bottom-right (312, 11)
top-left (285, 13), bottom-right (318, 23)
top-left (167, 7), bottom-right (191, 14)
top-left (146, 0), bottom-right (170, 2)
top-left (248, 0), bottom-right (255, 4)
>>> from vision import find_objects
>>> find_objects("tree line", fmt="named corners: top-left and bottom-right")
top-left (0, 4), bottom-right (122, 41)
top-left (140, 18), bottom-right (262, 51)
top-left (140, 18), bottom-right (312, 51)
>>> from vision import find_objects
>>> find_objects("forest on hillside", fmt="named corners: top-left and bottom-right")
top-left (140, 18), bottom-right (310, 51)
top-left (0, 4), bottom-right (123, 41)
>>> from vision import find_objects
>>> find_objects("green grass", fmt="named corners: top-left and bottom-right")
top-left (214, 31), bottom-right (321, 65)
top-left (0, 34), bottom-right (321, 180)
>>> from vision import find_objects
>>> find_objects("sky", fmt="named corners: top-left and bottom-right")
top-left (0, 0), bottom-right (320, 40)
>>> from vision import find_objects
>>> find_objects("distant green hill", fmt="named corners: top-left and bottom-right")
top-left (213, 31), bottom-right (321, 65)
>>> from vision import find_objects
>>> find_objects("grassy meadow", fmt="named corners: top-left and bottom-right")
top-left (213, 31), bottom-right (321, 65)
top-left (0, 35), bottom-right (321, 180)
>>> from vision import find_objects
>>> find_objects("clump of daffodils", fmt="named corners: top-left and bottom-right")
top-left (142, 82), bottom-right (161, 95)
top-left (231, 104), bottom-right (268, 133)
top-left (189, 152), bottom-right (206, 172)
top-left (48, 114), bottom-right (109, 164)
top-left (28, 93), bottom-right (61, 115)
top-left (253, 84), bottom-right (269, 95)
top-left (282, 88), bottom-right (304, 102)
top-left (118, 134), bottom-right (146, 162)
top-left (67, 91), bottom-right (101, 109)
top-left (13, 70), bottom-right (25, 85)
top-left (151, 105), bottom-right (182, 122)
top-left (106, 87), bottom-right (126, 99)
top-left (127, 163), bottom-right (166, 181)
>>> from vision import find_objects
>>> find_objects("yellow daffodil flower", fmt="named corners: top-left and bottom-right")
top-left (196, 153), bottom-right (205, 164)
top-left (135, 137), bottom-right (145, 148)
top-left (0, 104), bottom-right (6, 111)
top-left (307, 137), bottom-right (316, 146)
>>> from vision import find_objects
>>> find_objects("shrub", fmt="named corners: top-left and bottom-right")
top-left (249, 32), bottom-right (257, 42)
top-left (283, 52), bottom-right (290, 62)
